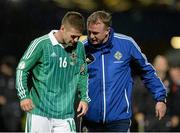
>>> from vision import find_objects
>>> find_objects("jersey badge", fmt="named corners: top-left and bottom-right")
top-left (114, 51), bottom-right (122, 60)
top-left (70, 52), bottom-right (77, 65)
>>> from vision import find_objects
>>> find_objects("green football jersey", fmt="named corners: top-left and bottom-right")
top-left (16, 30), bottom-right (90, 119)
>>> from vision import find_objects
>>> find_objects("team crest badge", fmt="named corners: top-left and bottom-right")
top-left (70, 52), bottom-right (77, 65)
top-left (114, 51), bottom-right (122, 60)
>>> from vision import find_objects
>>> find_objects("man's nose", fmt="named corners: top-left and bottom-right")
top-left (90, 33), bottom-right (95, 39)
top-left (73, 37), bottom-right (78, 42)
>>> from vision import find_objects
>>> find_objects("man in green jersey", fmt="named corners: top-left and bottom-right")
top-left (16, 11), bottom-right (90, 133)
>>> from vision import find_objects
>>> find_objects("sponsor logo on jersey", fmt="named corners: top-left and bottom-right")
top-left (50, 52), bottom-right (57, 57)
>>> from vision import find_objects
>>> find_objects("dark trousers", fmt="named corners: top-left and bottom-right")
top-left (82, 118), bottom-right (131, 132)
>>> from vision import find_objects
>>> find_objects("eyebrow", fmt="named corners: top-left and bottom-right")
top-left (88, 31), bottom-right (99, 35)
top-left (71, 35), bottom-right (80, 39)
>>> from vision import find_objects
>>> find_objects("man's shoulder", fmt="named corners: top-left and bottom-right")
top-left (113, 33), bottom-right (138, 48)
top-left (29, 34), bottom-right (50, 48)
top-left (113, 33), bottom-right (133, 41)
top-left (33, 34), bottom-right (49, 43)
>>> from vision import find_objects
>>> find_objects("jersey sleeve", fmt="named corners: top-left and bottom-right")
top-left (77, 42), bottom-right (91, 103)
top-left (129, 38), bottom-right (167, 101)
top-left (16, 39), bottom-right (43, 101)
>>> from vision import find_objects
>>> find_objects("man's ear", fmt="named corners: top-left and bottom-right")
top-left (106, 27), bottom-right (110, 34)
top-left (60, 25), bottom-right (65, 31)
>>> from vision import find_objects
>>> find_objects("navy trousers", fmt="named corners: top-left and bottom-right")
top-left (82, 118), bottom-right (131, 132)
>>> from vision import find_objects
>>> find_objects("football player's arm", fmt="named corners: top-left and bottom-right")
top-left (77, 44), bottom-right (90, 117)
top-left (16, 39), bottom-right (43, 111)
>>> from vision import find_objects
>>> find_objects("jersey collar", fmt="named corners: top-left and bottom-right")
top-left (48, 30), bottom-right (64, 48)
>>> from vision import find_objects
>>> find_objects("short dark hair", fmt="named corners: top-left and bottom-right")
top-left (87, 10), bottom-right (112, 28)
top-left (62, 11), bottom-right (85, 32)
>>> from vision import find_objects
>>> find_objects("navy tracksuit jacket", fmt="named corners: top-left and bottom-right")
top-left (82, 28), bottom-right (167, 123)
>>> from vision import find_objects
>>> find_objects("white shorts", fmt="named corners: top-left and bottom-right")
top-left (25, 113), bottom-right (76, 133)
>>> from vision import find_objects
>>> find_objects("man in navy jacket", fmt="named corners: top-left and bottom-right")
top-left (81, 10), bottom-right (167, 132)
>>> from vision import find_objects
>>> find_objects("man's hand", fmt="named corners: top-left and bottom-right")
top-left (20, 98), bottom-right (34, 112)
top-left (155, 102), bottom-right (167, 120)
top-left (77, 101), bottom-right (88, 117)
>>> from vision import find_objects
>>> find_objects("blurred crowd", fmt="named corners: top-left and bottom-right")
top-left (0, 50), bottom-right (180, 132)
top-left (0, 55), bottom-right (23, 132)
top-left (131, 52), bottom-right (180, 132)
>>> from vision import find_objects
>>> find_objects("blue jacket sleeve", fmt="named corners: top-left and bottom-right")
top-left (129, 38), bottom-right (167, 101)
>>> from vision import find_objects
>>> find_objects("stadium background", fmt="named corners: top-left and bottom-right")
top-left (0, 0), bottom-right (180, 132)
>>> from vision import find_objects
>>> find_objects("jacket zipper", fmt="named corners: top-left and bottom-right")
top-left (102, 54), bottom-right (106, 123)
